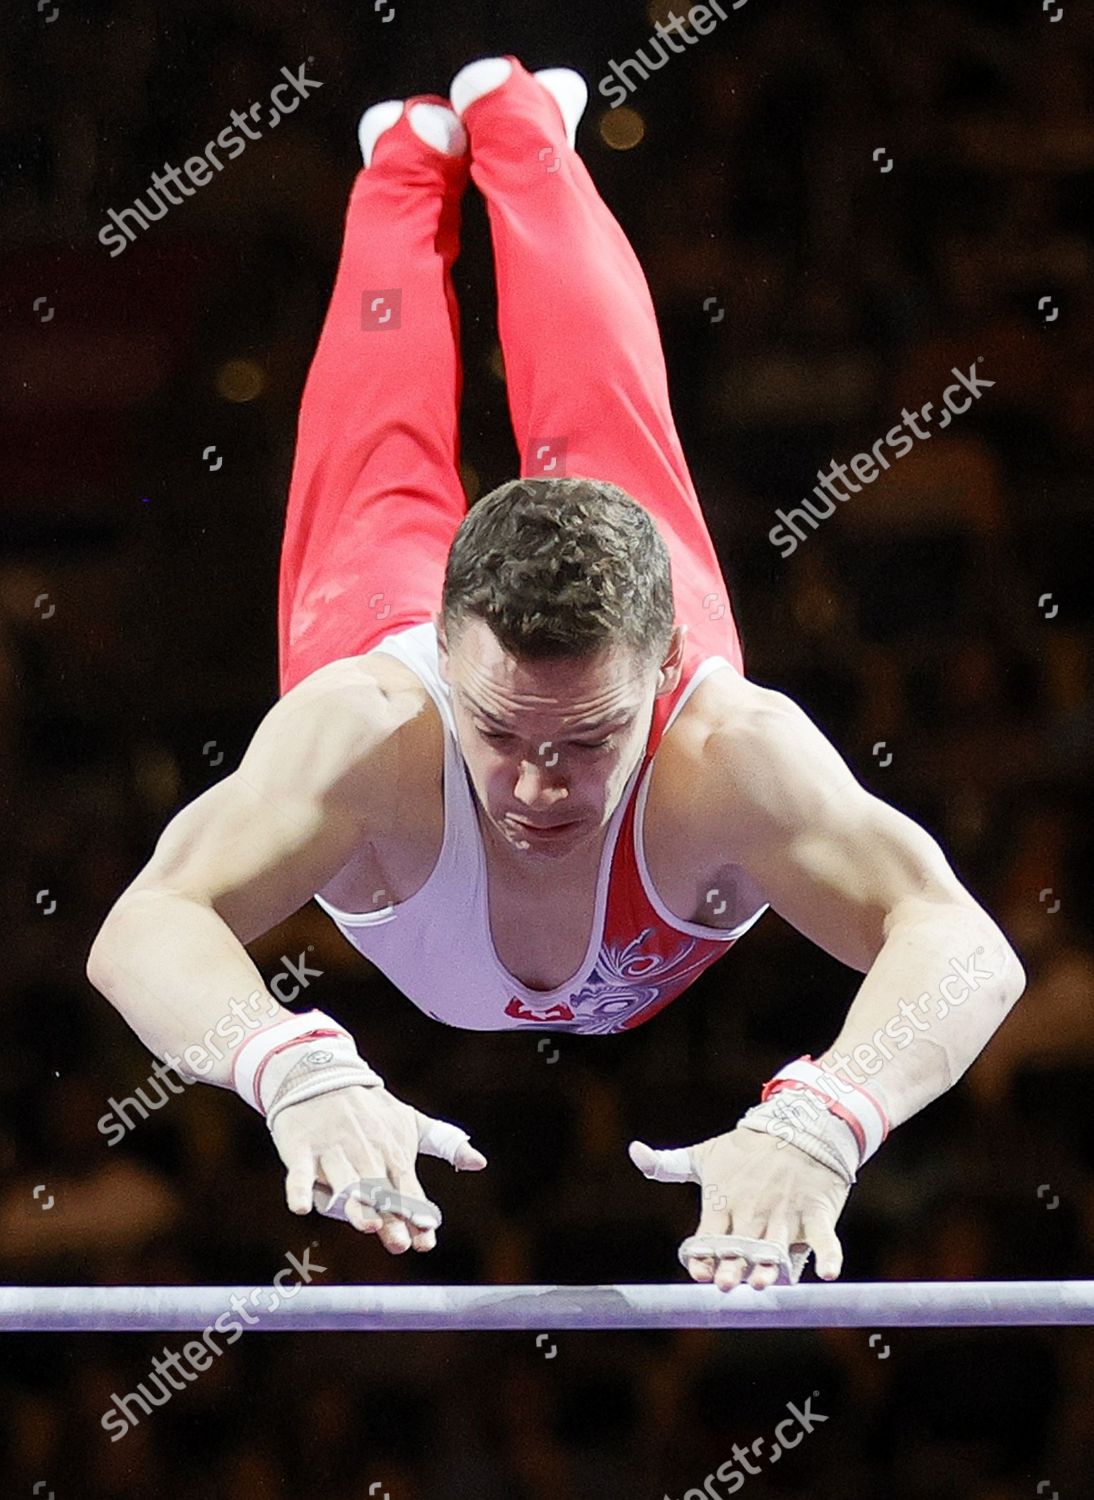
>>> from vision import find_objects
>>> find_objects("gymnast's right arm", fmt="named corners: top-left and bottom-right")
top-left (86, 661), bottom-right (486, 1253)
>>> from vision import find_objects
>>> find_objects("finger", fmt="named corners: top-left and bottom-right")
top-left (390, 1165), bottom-right (439, 1252)
top-left (283, 1149), bottom-right (318, 1216)
top-left (344, 1196), bottom-right (384, 1235)
top-left (713, 1254), bottom-right (749, 1291)
top-left (339, 1180), bottom-right (411, 1253)
top-left (340, 1143), bottom-right (391, 1234)
top-left (744, 1216), bottom-right (792, 1292)
top-left (357, 1173), bottom-right (418, 1254)
top-left (628, 1139), bottom-right (699, 1184)
top-left (317, 1145), bottom-right (358, 1192)
top-left (312, 1175), bottom-right (387, 1232)
top-left (340, 1171), bottom-right (387, 1234)
top-left (336, 1178), bottom-right (431, 1248)
top-left (725, 1209), bottom-right (788, 1289)
top-left (409, 1223), bottom-right (437, 1254)
top-left (348, 1177), bottom-right (442, 1230)
top-left (680, 1232), bottom-right (793, 1291)
top-left (317, 1147), bottom-right (369, 1227)
top-left (802, 1214), bottom-right (843, 1281)
top-left (685, 1254), bottom-right (716, 1284)
top-left (386, 1166), bottom-right (442, 1231)
top-left (788, 1242), bottom-right (814, 1283)
top-left (679, 1229), bottom-right (732, 1285)
top-left (415, 1112), bottom-right (487, 1171)
top-left (377, 1215), bottom-right (412, 1254)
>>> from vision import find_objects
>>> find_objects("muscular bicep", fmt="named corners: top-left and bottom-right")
top-left (716, 692), bottom-right (970, 971)
top-left (124, 667), bottom-right (407, 944)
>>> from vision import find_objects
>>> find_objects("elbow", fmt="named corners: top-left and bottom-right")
top-left (86, 893), bottom-right (137, 992)
top-left (1003, 944), bottom-right (1027, 1010)
top-left (86, 912), bottom-right (118, 992)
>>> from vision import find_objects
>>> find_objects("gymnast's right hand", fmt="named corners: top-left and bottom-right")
top-left (230, 1010), bottom-right (486, 1254)
top-left (269, 1083), bottom-right (487, 1254)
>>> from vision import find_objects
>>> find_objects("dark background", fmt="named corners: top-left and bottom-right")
top-left (2, 1), bottom-right (1093, 1496)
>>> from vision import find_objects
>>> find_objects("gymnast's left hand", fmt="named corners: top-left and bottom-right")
top-left (628, 1125), bottom-right (849, 1291)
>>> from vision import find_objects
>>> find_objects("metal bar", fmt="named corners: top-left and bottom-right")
top-left (1, 1281), bottom-right (1092, 1331)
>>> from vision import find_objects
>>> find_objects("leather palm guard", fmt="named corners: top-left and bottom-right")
top-left (313, 1176), bottom-right (442, 1231)
top-left (678, 1234), bottom-right (812, 1285)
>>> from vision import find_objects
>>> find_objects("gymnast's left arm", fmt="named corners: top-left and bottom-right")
top-left (629, 679), bottom-right (1026, 1290)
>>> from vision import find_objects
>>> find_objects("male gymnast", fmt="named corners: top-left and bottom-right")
top-left (87, 57), bottom-right (1025, 1291)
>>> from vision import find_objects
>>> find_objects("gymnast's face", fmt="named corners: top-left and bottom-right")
top-left (436, 614), bottom-right (685, 863)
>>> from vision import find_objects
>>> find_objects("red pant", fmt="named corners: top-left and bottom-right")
top-left (278, 58), bottom-right (742, 697)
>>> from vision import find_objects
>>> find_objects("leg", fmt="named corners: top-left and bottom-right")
top-left (278, 97), bottom-right (470, 696)
top-left (457, 58), bottom-right (742, 670)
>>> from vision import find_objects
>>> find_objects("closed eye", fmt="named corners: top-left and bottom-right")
top-left (477, 728), bottom-right (612, 751)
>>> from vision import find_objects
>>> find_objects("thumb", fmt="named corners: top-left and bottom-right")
top-left (628, 1139), bottom-right (700, 1184)
top-left (415, 1111), bottom-right (488, 1171)
top-left (803, 1214), bottom-right (843, 1281)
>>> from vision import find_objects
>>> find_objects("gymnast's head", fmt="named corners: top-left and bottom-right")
top-left (435, 476), bottom-right (686, 860)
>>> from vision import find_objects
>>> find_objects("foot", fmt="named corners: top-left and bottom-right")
top-left (449, 57), bottom-right (588, 148)
top-left (449, 57), bottom-right (513, 118)
top-left (358, 99), bottom-right (468, 168)
top-left (533, 68), bottom-right (588, 149)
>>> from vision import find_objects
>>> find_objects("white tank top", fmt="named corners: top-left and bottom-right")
top-left (313, 622), bottom-right (767, 1034)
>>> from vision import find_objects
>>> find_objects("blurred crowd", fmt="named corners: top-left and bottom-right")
top-left (2, 0), bottom-right (1092, 1496)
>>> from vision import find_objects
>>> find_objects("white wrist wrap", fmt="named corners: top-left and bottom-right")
top-left (737, 1055), bottom-right (891, 1187)
top-left (230, 1010), bottom-right (385, 1131)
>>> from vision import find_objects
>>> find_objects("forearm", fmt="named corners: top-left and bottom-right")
top-left (813, 898), bottom-right (1026, 1131)
top-left (87, 888), bottom-right (296, 1089)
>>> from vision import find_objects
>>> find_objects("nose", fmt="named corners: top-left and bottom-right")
top-left (512, 757), bottom-right (569, 811)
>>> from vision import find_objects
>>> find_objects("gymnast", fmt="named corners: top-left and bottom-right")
top-left (86, 56), bottom-right (1026, 1292)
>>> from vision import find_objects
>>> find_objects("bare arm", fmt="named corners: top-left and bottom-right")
top-left (710, 681), bottom-right (1026, 1128)
top-left (630, 678), bottom-right (1026, 1292)
top-left (86, 661), bottom-right (410, 1088)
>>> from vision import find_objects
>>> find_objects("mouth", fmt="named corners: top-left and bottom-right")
top-left (507, 817), bottom-right (578, 838)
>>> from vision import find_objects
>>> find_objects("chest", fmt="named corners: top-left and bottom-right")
top-left (485, 865), bottom-right (601, 993)
top-left (318, 673), bottom-right (743, 992)
top-left (483, 744), bottom-right (730, 993)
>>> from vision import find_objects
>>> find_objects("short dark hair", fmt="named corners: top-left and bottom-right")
top-left (441, 476), bottom-right (675, 666)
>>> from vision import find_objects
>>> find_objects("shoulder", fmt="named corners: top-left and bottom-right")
top-left (670, 666), bottom-right (809, 767)
top-left (668, 668), bottom-right (859, 849)
top-left (285, 650), bottom-right (430, 712)
top-left (272, 652), bottom-right (442, 830)
top-left (282, 651), bottom-right (439, 746)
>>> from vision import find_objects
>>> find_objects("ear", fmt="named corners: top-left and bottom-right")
top-left (655, 624), bottom-right (687, 697)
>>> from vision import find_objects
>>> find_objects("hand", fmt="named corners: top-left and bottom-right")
top-left (271, 1084), bottom-right (487, 1254)
top-left (629, 1124), bottom-right (849, 1291)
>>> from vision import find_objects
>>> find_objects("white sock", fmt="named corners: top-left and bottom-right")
top-left (358, 101), bottom-right (467, 167)
top-left (533, 68), bottom-right (588, 149)
top-left (406, 102), bottom-right (467, 157)
top-left (449, 58), bottom-right (588, 149)
top-left (449, 57), bottom-right (514, 117)
top-left (358, 100), bottom-right (403, 168)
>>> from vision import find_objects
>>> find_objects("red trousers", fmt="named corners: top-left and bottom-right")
top-left (278, 57), bottom-right (742, 697)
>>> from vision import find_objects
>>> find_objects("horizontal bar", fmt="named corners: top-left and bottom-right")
top-left (1, 1282), bottom-right (1092, 1332)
